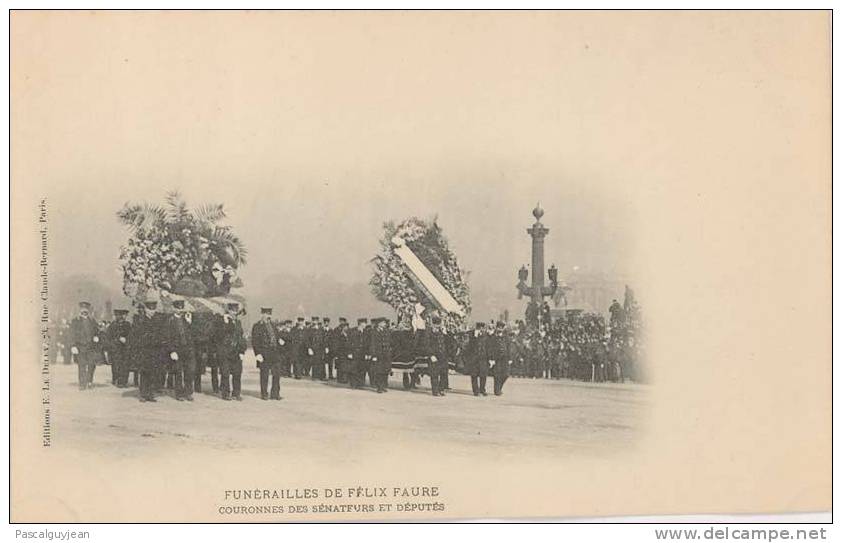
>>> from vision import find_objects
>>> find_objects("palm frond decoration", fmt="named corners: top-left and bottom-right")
top-left (194, 202), bottom-right (226, 224)
top-left (164, 190), bottom-right (192, 225)
top-left (117, 190), bottom-right (247, 300)
top-left (116, 203), bottom-right (167, 232)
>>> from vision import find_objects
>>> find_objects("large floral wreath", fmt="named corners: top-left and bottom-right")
top-left (370, 217), bottom-right (470, 332)
top-left (117, 191), bottom-right (247, 301)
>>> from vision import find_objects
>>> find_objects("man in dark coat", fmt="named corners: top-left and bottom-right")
top-left (368, 317), bottom-right (392, 393)
top-left (347, 318), bottom-right (367, 389)
top-left (190, 312), bottom-right (220, 393)
top-left (69, 301), bottom-right (100, 390)
top-left (487, 321), bottom-right (513, 396)
top-left (290, 317), bottom-right (307, 379)
top-left (362, 320), bottom-right (374, 386)
top-left (331, 318), bottom-right (349, 383)
top-left (424, 316), bottom-right (450, 397)
top-left (130, 301), bottom-right (163, 402)
top-left (467, 322), bottom-right (488, 396)
top-left (165, 300), bottom-right (196, 401)
top-left (303, 318), bottom-right (320, 378)
top-left (105, 309), bottom-right (132, 388)
top-left (217, 303), bottom-right (247, 401)
top-left (277, 320), bottom-right (294, 378)
top-left (252, 307), bottom-right (282, 400)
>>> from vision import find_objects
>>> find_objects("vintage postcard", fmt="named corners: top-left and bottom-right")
top-left (10, 10), bottom-right (831, 522)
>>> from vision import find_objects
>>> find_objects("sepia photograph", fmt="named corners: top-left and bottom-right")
top-left (9, 9), bottom-right (831, 525)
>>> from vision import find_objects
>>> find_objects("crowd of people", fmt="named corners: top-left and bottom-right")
top-left (53, 294), bottom-right (644, 404)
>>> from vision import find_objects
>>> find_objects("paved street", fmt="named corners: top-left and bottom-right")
top-left (49, 357), bottom-right (650, 462)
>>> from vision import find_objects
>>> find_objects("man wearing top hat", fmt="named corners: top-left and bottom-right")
top-left (487, 321), bottom-right (513, 396)
top-left (130, 300), bottom-right (163, 402)
top-left (106, 308), bottom-right (132, 388)
top-left (69, 301), bottom-right (100, 390)
top-left (166, 299), bottom-right (196, 401)
top-left (467, 322), bottom-right (488, 396)
top-left (217, 302), bottom-right (247, 400)
top-left (252, 307), bottom-right (282, 400)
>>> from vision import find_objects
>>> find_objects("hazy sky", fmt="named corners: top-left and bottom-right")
top-left (13, 11), bottom-right (642, 313)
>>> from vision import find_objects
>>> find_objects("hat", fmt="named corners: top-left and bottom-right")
top-left (497, 321), bottom-right (506, 329)
top-left (172, 300), bottom-right (185, 310)
top-left (145, 301), bottom-right (158, 310)
top-left (283, 319), bottom-right (292, 325)
top-left (114, 309), bottom-right (129, 316)
top-left (297, 317), bottom-right (305, 322)
top-left (357, 318), bottom-right (368, 324)
top-left (339, 317), bottom-right (348, 324)
top-left (311, 316), bottom-right (319, 322)
top-left (323, 317), bottom-right (330, 323)
top-left (431, 316), bottom-right (442, 325)
top-left (79, 301), bottom-right (91, 310)
top-left (261, 307), bottom-right (273, 315)
top-left (227, 302), bottom-right (240, 311)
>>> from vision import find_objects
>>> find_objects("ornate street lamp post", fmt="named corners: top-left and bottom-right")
top-left (516, 204), bottom-right (559, 304)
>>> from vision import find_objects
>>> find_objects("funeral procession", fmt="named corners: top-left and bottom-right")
top-left (53, 192), bottom-right (645, 408)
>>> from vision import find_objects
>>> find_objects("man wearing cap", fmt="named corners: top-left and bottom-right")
top-left (321, 317), bottom-right (333, 380)
top-left (423, 316), bottom-right (450, 397)
top-left (331, 318), bottom-right (349, 383)
top-left (368, 317), bottom-right (393, 393)
top-left (277, 320), bottom-right (294, 378)
top-left (252, 307), bottom-right (282, 400)
top-left (487, 321), bottom-right (513, 396)
top-left (166, 300), bottom-right (196, 401)
top-left (106, 309), bottom-right (132, 388)
top-left (306, 317), bottom-right (328, 381)
top-left (290, 317), bottom-right (306, 379)
top-left (217, 303), bottom-right (247, 400)
top-left (69, 302), bottom-right (100, 390)
top-left (347, 318), bottom-right (367, 389)
top-left (362, 319), bottom-right (376, 386)
top-left (130, 301), bottom-right (163, 402)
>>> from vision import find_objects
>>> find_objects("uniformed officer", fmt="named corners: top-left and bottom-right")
top-left (320, 317), bottom-right (333, 380)
top-left (331, 317), bottom-right (349, 383)
top-left (130, 301), bottom-right (163, 402)
top-left (347, 318), bottom-right (367, 389)
top-left (166, 300), bottom-right (196, 401)
top-left (105, 309), bottom-right (132, 387)
top-left (217, 303), bottom-right (247, 401)
top-left (69, 301), bottom-right (100, 390)
top-left (252, 307), bottom-right (282, 400)
top-left (291, 317), bottom-right (307, 379)
top-left (427, 316), bottom-right (449, 397)
top-left (368, 317), bottom-right (392, 393)
top-left (487, 321), bottom-right (513, 396)
top-left (277, 319), bottom-right (293, 378)
top-left (362, 319), bottom-right (375, 387)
